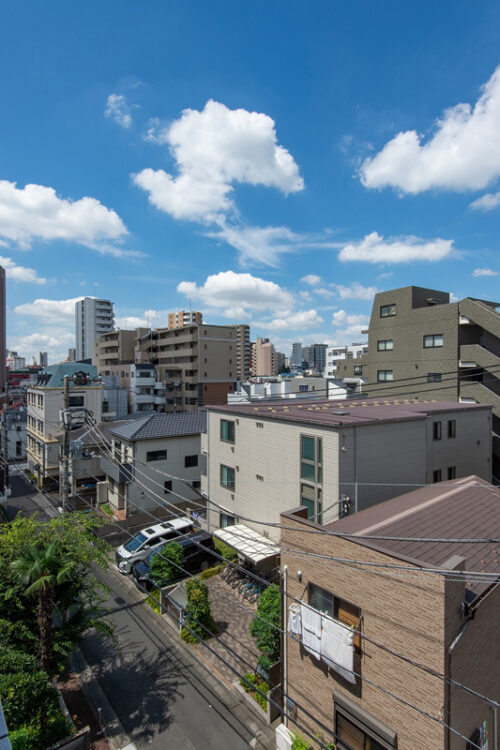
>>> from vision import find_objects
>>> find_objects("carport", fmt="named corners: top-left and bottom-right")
top-left (213, 524), bottom-right (280, 580)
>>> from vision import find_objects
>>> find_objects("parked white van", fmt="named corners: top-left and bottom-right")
top-left (115, 517), bottom-right (194, 573)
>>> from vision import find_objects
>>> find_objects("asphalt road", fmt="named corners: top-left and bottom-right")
top-left (5, 468), bottom-right (275, 750)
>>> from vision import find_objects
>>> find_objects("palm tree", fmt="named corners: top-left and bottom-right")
top-left (10, 541), bottom-right (75, 673)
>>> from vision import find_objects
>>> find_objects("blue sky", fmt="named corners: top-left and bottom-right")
top-left (2, 1), bottom-right (500, 362)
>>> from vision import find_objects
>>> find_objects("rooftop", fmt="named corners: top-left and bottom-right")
top-left (325, 475), bottom-right (500, 596)
top-left (208, 397), bottom-right (489, 428)
top-left (108, 410), bottom-right (207, 441)
top-left (32, 363), bottom-right (100, 388)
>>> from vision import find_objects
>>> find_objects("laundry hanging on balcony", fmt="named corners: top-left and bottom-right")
top-left (300, 603), bottom-right (322, 660)
top-left (288, 603), bottom-right (302, 639)
top-left (320, 614), bottom-right (355, 683)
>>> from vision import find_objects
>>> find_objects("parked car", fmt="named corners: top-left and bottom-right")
top-left (132, 530), bottom-right (217, 590)
top-left (115, 517), bottom-right (194, 574)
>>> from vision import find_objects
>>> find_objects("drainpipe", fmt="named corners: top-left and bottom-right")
top-left (283, 564), bottom-right (288, 728)
top-left (445, 619), bottom-right (470, 750)
top-left (354, 425), bottom-right (358, 513)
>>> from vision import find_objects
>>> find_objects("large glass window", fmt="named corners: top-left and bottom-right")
top-left (423, 333), bottom-right (444, 348)
top-left (433, 422), bottom-right (442, 440)
top-left (336, 713), bottom-right (387, 750)
top-left (301, 436), bottom-right (315, 461)
top-left (377, 339), bottom-right (393, 351)
top-left (220, 464), bottom-right (235, 490)
top-left (309, 583), bottom-right (361, 648)
top-left (185, 455), bottom-right (198, 468)
top-left (220, 419), bottom-right (235, 443)
top-left (380, 304), bottom-right (396, 318)
top-left (448, 419), bottom-right (456, 438)
top-left (300, 436), bottom-right (323, 520)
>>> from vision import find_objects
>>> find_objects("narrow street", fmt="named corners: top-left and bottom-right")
top-left (4, 468), bottom-right (275, 750)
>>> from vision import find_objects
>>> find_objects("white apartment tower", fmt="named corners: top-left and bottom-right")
top-left (75, 298), bottom-right (114, 361)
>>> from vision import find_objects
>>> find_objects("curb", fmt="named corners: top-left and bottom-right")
top-left (71, 649), bottom-right (137, 750)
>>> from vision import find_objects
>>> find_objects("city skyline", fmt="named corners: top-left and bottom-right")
top-left (1, 2), bottom-right (500, 363)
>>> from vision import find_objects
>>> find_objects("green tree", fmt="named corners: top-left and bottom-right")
top-left (10, 541), bottom-right (74, 672)
top-left (249, 585), bottom-right (281, 671)
top-left (150, 541), bottom-right (183, 587)
top-left (0, 512), bottom-right (112, 674)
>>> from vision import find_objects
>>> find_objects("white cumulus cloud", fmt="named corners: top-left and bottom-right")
top-left (265, 309), bottom-right (324, 331)
top-left (360, 66), bottom-right (500, 193)
top-left (177, 271), bottom-right (293, 316)
top-left (331, 310), bottom-right (369, 343)
top-left (472, 268), bottom-right (499, 277)
top-left (338, 231), bottom-right (453, 264)
top-left (470, 191), bottom-right (500, 211)
top-left (14, 296), bottom-right (88, 323)
top-left (0, 180), bottom-right (128, 251)
top-left (133, 99), bottom-right (304, 223)
top-left (301, 274), bottom-right (322, 286)
top-left (332, 282), bottom-right (378, 300)
top-left (0, 256), bottom-right (46, 283)
top-left (105, 94), bottom-right (134, 129)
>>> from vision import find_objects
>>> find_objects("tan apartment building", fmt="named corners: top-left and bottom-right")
top-left (93, 328), bottom-right (147, 370)
top-left (135, 322), bottom-right (240, 411)
top-left (334, 286), bottom-right (500, 480)
top-left (168, 310), bottom-right (203, 329)
top-left (203, 398), bottom-right (492, 539)
top-left (231, 323), bottom-right (251, 381)
top-left (280, 476), bottom-right (500, 750)
top-left (255, 336), bottom-right (278, 377)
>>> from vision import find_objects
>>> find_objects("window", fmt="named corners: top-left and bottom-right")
top-left (68, 395), bottom-right (84, 407)
top-left (220, 419), bottom-right (235, 442)
top-left (380, 304), bottom-right (396, 318)
top-left (448, 419), bottom-right (456, 438)
top-left (147, 450), bottom-right (167, 462)
top-left (423, 333), bottom-right (444, 348)
top-left (164, 480), bottom-right (172, 494)
top-left (299, 385), bottom-right (308, 392)
top-left (309, 583), bottom-right (360, 649)
top-left (427, 373), bottom-right (442, 382)
top-left (377, 370), bottom-right (393, 382)
top-left (447, 466), bottom-right (456, 480)
top-left (433, 421), bottom-right (442, 440)
top-left (336, 712), bottom-right (388, 750)
top-left (433, 469), bottom-right (442, 483)
top-left (377, 339), bottom-right (393, 351)
top-left (354, 365), bottom-right (362, 375)
top-left (192, 480), bottom-right (201, 489)
top-left (185, 454), bottom-right (198, 468)
top-left (220, 464), bottom-right (235, 490)
top-left (220, 513), bottom-right (235, 528)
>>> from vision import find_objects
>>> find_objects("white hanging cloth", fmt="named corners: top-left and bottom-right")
top-left (301, 603), bottom-right (321, 660)
top-left (288, 603), bottom-right (302, 637)
top-left (320, 615), bottom-right (356, 683)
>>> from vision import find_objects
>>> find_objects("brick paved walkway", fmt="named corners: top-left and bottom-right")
top-left (191, 574), bottom-right (261, 687)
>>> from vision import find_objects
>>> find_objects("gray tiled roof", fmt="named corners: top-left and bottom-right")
top-left (327, 475), bottom-right (500, 596)
top-left (108, 410), bottom-right (207, 441)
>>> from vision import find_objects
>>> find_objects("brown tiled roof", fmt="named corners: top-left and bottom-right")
top-left (327, 475), bottom-right (500, 596)
top-left (208, 397), bottom-right (489, 429)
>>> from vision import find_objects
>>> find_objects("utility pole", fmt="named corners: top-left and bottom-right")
top-left (60, 375), bottom-right (71, 511)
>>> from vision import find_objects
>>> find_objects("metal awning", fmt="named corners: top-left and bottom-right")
top-left (213, 524), bottom-right (280, 563)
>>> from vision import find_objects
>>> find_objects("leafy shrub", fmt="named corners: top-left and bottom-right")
top-left (150, 541), bottom-right (183, 587)
top-left (180, 579), bottom-right (217, 642)
top-left (249, 585), bottom-right (281, 668)
top-left (214, 538), bottom-right (238, 562)
top-left (199, 563), bottom-right (225, 580)
top-left (291, 733), bottom-right (312, 750)
top-left (239, 671), bottom-right (269, 710)
top-left (145, 588), bottom-right (161, 613)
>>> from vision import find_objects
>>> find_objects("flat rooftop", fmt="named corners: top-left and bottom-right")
top-left (208, 397), bottom-right (489, 429)
top-left (326, 475), bottom-right (500, 597)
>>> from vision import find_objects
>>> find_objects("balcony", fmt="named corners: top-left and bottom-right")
top-left (459, 343), bottom-right (500, 370)
top-left (135, 393), bottom-right (154, 404)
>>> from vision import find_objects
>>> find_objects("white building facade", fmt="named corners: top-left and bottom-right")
top-left (75, 297), bottom-right (114, 361)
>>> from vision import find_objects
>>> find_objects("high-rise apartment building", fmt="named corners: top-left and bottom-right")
top-left (39, 352), bottom-right (48, 367)
top-left (6, 351), bottom-right (26, 370)
top-left (291, 342), bottom-right (303, 369)
top-left (135, 323), bottom-right (239, 410)
top-left (67, 348), bottom-right (76, 362)
top-left (93, 329), bottom-right (139, 370)
top-left (254, 337), bottom-right (278, 377)
top-left (335, 286), bottom-right (500, 479)
top-left (75, 298), bottom-right (114, 361)
top-left (168, 310), bottom-right (203, 329)
top-left (0, 267), bottom-right (5, 399)
top-left (230, 324), bottom-right (251, 381)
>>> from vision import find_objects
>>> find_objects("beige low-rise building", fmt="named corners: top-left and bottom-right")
top-left (280, 476), bottom-right (500, 750)
top-left (203, 398), bottom-right (492, 539)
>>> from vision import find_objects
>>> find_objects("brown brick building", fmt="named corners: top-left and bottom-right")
top-left (280, 476), bottom-right (500, 749)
